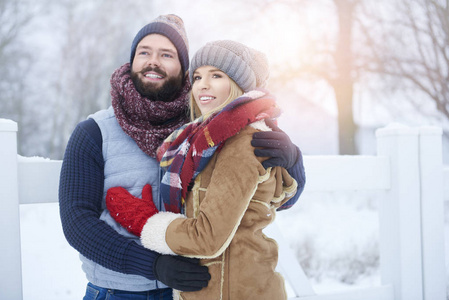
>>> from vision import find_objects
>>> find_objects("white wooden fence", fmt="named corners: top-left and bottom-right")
top-left (0, 119), bottom-right (447, 300)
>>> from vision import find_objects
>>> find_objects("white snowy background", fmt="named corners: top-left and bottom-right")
top-left (3, 0), bottom-right (448, 299)
top-left (18, 166), bottom-right (449, 299)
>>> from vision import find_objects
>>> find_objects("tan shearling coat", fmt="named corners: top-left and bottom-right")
top-left (141, 121), bottom-right (297, 300)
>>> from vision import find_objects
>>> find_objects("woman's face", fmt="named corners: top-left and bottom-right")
top-left (192, 66), bottom-right (231, 116)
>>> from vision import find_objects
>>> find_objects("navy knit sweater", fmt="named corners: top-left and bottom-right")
top-left (59, 119), bottom-right (158, 280)
top-left (59, 118), bottom-right (305, 280)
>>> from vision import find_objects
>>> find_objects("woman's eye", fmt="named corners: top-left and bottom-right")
top-left (193, 76), bottom-right (201, 81)
top-left (212, 73), bottom-right (222, 78)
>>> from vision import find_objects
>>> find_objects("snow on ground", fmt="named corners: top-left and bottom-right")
top-left (20, 203), bottom-right (87, 300)
top-left (20, 190), bottom-right (449, 299)
top-left (275, 190), bottom-right (382, 293)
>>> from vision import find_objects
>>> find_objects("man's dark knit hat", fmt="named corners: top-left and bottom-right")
top-left (130, 14), bottom-right (189, 74)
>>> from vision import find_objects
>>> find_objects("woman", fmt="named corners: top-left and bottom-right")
top-left (106, 40), bottom-right (297, 299)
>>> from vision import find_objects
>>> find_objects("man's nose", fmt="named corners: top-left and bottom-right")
top-left (146, 54), bottom-right (160, 67)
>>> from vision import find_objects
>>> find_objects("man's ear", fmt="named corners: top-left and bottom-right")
top-left (184, 70), bottom-right (189, 80)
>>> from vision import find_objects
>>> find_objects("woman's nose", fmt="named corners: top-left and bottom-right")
top-left (198, 79), bottom-right (209, 90)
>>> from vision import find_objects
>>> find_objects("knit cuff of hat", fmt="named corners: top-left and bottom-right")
top-left (189, 40), bottom-right (269, 92)
top-left (141, 212), bottom-right (186, 255)
top-left (123, 242), bottom-right (159, 280)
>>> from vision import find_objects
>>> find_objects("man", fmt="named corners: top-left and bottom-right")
top-left (59, 14), bottom-right (305, 300)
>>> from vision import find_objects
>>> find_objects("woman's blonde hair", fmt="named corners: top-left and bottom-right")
top-left (189, 75), bottom-right (244, 121)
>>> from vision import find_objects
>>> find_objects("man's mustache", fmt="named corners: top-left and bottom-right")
top-left (141, 66), bottom-right (166, 77)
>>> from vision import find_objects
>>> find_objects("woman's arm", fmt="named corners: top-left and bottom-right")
top-left (139, 126), bottom-right (296, 258)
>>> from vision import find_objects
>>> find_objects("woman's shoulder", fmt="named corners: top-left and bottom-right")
top-left (216, 122), bottom-right (268, 176)
top-left (225, 119), bottom-right (272, 144)
top-left (221, 121), bottom-right (268, 159)
top-left (248, 119), bottom-right (272, 132)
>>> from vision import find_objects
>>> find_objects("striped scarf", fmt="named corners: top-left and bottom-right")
top-left (156, 90), bottom-right (280, 213)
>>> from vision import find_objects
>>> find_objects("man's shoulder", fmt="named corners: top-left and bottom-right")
top-left (88, 106), bottom-right (114, 122)
top-left (78, 118), bottom-right (98, 131)
top-left (75, 118), bottom-right (102, 148)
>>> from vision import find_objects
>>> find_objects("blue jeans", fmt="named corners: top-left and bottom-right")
top-left (83, 283), bottom-right (173, 300)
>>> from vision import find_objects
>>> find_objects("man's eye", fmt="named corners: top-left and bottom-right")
top-left (162, 53), bottom-right (173, 58)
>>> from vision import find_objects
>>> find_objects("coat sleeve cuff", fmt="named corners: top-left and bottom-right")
top-left (284, 178), bottom-right (298, 198)
top-left (141, 212), bottom-right (186, 255)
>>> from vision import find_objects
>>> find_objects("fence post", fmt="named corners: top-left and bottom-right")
top-left (0, 119), bottom-right (23, 299)
top-left (418, 127), bottom-right (446, 300)
top-left (376, 124), bottom-right (423, 300)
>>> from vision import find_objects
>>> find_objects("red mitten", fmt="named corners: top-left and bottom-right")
top-left (106, 184), bottom-right (159, 236)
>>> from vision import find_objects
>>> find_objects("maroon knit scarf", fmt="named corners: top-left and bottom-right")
top-left (110, 63), bottom-right (190, 158)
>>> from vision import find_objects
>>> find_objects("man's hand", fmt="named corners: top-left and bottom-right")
top-left (252, 119), bottom-right (299, 169)
top-left (153, 255), bottom-right (211, 291)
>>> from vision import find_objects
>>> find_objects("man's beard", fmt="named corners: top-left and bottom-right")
top-left (131, 66), bottom-right (183, 102)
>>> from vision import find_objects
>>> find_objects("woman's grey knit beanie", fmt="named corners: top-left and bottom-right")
top-left (190, 40), bottom-right (269, 92)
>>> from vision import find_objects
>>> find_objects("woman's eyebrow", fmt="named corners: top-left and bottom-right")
top-left (208, 68), bottom-right (223, 73)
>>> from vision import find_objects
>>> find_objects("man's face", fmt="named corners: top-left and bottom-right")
top-left (131, 34), bottom-right (183, 101)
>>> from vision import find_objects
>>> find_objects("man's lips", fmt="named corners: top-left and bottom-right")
top-left (143, 71), bottom-right (164, 80)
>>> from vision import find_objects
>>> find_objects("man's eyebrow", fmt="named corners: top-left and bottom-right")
top-left (160, 48), bottom-right (177, 55)
top-left (136, 45), bottom-right (150, 50)
top-left (136, 45), bottom-right (177, 54)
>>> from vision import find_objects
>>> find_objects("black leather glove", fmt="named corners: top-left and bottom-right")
top-left (153, 254), bottom-right (211, 291)
top-left (251, 119), bottom-right (299, 169)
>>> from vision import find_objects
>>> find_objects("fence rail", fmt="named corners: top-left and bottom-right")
top-left (1, 119), bottom-right (447, 300)
top-left (444, 166), bottom-right (449, 201)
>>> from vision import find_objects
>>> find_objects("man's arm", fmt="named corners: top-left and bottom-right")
top-left (58, 119), bottom-right (210, 291)
top-left (251, 119), bottom-right (306, 210)
top-left (277, 147), bottom-right (305, 211)
top-left (59, 119), bottom-right (158, 279)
